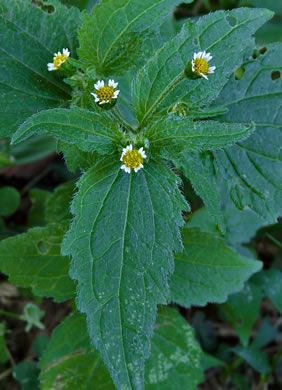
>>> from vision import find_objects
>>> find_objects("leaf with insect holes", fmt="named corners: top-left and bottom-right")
top-left (133, 8), bottom-right (273, 126)
top-left (0, 223), bottom-right (75, 302)
top-left (214, 43), bottom-right (282, 222)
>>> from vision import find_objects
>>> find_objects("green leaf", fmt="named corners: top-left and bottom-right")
top-left (33, 335), bottom-right (49, 359)
top-left (5, 135), bottom-right (56, 165)
top-left (221, 281), bottom-right (263, 346)
top-left (147, 116), bottom-right (255, 157)
top-left (145, 307), bottom-right (203, 389)
top-left (28, 189), bottom-right (51, 227)
top-left (40, 308), bottom-right (203, 390)
top-left (0, 0), bottom-right (80, 138)
top-left (255, 269), bottom-right (282, 314)
top-left (214, 43), bottom-right (282, 222)
top-left (169, 227), bottom-right (262, 307)
top-left (46, 181), bottom-right (75, 224)
top-left (14, 362), bottom-right (40, 390)
top-left (62, 158), bottom-right (188, 389)
top-left (187, 191), bottom-right (264, 248)
top-left (249, 0), bottom-right (282, 14)
top-left (233, 345), bottom-right (271, 374)
top-left (172, 151), bottom-right (225, 233)
top-left (0, 223), bottom-right (75, 302)
top-left (58, 141), bottom-right (98, 173)
top-left (12, 108), bottom-right (123, 154)
top-left (40, 312), bottom-right (115, 390)
top-left (133, 8), bottom-right (273, 125)
top-left (0, 152), bottom-right (13, 168)
top-left (200, 352), bottom-right (225, 371)
top-left (252, 317), bottom-right (278, 349)
top-left (78, 0), bottom-right (193, 75)
top-left (0, 186), bottom-right (20, 216)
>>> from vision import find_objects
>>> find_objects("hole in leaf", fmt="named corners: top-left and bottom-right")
top-left (32, 0), bottom-right (55, 14)
top-left (259, 46), bottom-right (267, 55)
top-left (226, 15), bottom-right (237, 27)
top-left (234, 65), bottom-right (245, 80)
top-left (252, 49), bottom-right (259, 59)
top-left (37, 241), bottom-right (50, 254)
top-left (192, 38), bottom-right (199, 46)
top-left (271, 71), bottom-right (281, 80)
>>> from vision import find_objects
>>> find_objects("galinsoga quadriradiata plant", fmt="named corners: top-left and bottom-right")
top-left (0, 0), bottom-right (281, 389)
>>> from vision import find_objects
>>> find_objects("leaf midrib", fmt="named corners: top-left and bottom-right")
top-left (117, 171), bottom-right (134, 388)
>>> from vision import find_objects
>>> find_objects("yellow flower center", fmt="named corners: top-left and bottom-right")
top-left (193, 58), bottom-right (209, 75)
top-left (97, 86), bottom-right (115, 102)
top-left (53, 54), bottom-right (68, 69)
top-left (122, 150), bottom-right (143, 169)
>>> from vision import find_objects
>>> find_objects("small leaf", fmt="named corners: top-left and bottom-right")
top-left (145, 307), bottom-right (203, 389)
top-left (7, 135), bottom-right (56, 165)
top-left (28, 189), bottom-right (51, 227)
top-left (221, 281), bottom-right (263, 346)
top-left (39, 312), bottom-right (115, 390)
top-left (32, 335), bottom-right (49, 359)
top-left (170, 227), bottom-right (262, 307)
top-left (0, 152), bottom-right (13, 168)
top-left (255, 269), bottom-right (282, 314)
top-left (188, 192), bottom-right (265, 248)
top-left (214, 42), bottom-right (282, 221)
top-left (46, 181), bottom-right (75, 224)
top-left (0, 223), bottom-right (75, 302)
top-left (12, 108), bottom-right (123, 155)
top-left (0, 186), bottom-right (20, 216)
top-left (133, 8), bottom-right (273, 125)
top-left (58, 141), bottom-right (98, 173)
top-left (62, 158), bottom-right (188, 389)
top-left (172, 151), bottom-right (225, 233)
top-left (14, 362), bottom-right (40, 390)
top-left (0, 0), bottom-right (80, 137)
top-left (78, 0), bottom-right (193, 75)
top-left (232, 345), bottom-right (271, 374)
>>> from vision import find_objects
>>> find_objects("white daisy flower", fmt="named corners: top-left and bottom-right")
top-left (47, 48), bottom-right (70, 71)
top-left (120, 144), bottom-right (147, 173)
top-left (191, 51), bottom-right (216, 80)
top-left (91, 79), bottom-right (120, 105)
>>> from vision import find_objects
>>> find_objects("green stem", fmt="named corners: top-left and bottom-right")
top-left (0, 368), bottom-right (13, 381)
top-left (137, 72), bottom-right (186, 130)
top-left (21, 165), bottom-right (51, 196)
top-left (0, 309), bottom-right (23, 320)
top-left (266, 233), bottom-right (282, 248)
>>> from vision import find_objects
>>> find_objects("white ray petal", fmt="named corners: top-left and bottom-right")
top-left (200, 73), bottom-right (208, 80)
